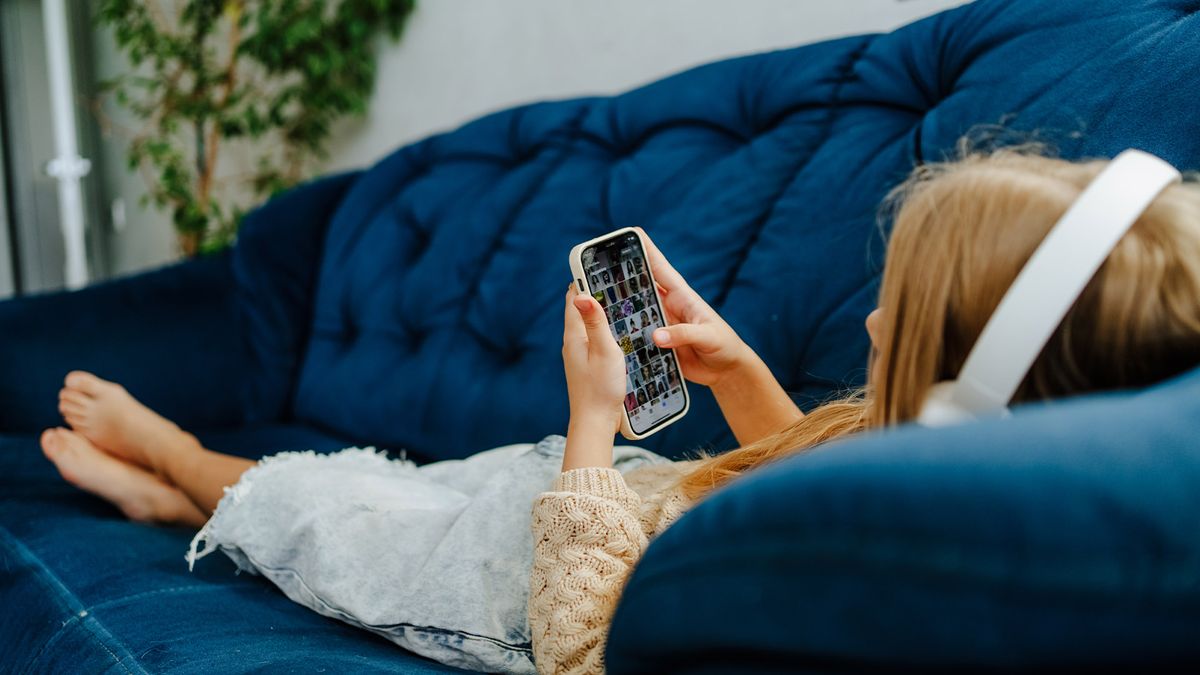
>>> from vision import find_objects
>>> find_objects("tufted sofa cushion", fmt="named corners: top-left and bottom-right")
top-left (285, 0), bottom-right (1200, 462)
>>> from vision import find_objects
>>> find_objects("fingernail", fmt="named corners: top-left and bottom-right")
top-left (653, 328), bottom-right (670, 346)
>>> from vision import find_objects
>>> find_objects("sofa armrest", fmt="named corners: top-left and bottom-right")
top-left (0, 170), bottom-right (362, 435)
top-left (607, 373), bottom-right (1200, 670)
top-left (0, 254), bottom-right (248, 434)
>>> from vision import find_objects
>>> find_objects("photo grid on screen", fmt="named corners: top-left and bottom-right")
top-left (582, 236), bottom-right (686, 432)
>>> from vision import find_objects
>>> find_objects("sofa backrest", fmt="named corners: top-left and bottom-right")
top-left (288, 0), bottom-right (1200, 460)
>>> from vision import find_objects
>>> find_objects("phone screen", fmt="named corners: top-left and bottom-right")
top-left (582, 232), bottom-right (688, 435)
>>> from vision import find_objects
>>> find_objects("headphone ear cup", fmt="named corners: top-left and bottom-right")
top-left (918, 381), bottom-right (1014, 427)
top-left (917, 381), bottom-right (975, 427)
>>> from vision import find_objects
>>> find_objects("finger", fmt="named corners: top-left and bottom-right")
top-left (652, 323), bottom-right (718, 351)
top-left (573, 294), bottom-right (618, 353)
top-left (563, 283), bottom-right (587, 345)
top-left (637, 229), bottom-right (710, 323)
top-left (635, 227), bottom-right (690, 293)
top-left (655, 287), bottom-right (684, 324)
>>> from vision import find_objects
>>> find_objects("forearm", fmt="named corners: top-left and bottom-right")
top-left (712, 353), bottom-right (803, 447)
top-left (562, 413), bottom-right (617, 472)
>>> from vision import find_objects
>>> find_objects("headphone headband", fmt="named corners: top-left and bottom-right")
top-left (918, 149), bottom-right (1182, 427)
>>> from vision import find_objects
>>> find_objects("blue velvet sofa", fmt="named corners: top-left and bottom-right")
top-left (3, 0), bottom-right (1200, 671)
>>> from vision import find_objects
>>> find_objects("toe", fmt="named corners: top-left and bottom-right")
top-left (65, 371), bottom-right (108, 395)
top-left (59, 389), bottom-right (89, 407)
top-left (42, 429), bottom-right (82, 484)
top-left (44, 431), bottom-right (189, 525)
top-left (60, 400), bottom-right (86, 417)
top-left (60, 405), bottom-right (88, 429)
top-left (57, 428), bottom-right (88, 444)
top-left (40, 428), bottom-right (61, 457)
top-left (63, 416), bottom-right (87, 434)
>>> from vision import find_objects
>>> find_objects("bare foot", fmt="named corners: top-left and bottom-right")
top-left (58, 371), bottom-right (197, 476)
top-left (40, 428), bottom-right (208, 527)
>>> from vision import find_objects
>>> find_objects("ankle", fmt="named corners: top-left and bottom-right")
top-left (153, 432), bottom-right (205, 484)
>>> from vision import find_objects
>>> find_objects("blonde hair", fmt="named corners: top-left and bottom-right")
top-left (681, 145), bottom-right (1200, 500)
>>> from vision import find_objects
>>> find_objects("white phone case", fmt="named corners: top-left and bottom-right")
top-left (568, 227), bottom-right (690, 440)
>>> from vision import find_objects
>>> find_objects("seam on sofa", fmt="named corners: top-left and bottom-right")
top-left (86, 584), bottom-right (217, 613)
top-left (576, 117), bottom-right (751, 157)
top-left (0, 525), bottom-right (147, 675)
top-left (711, 38), bottom-right (874, 310)
top-left (912, 116), bottom-right (925, 164)
top-left (1079, 14), bottom-right (1192, 141)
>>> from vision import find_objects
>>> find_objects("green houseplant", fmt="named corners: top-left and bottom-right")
top-left (97, 0), bottom-right (416, 255)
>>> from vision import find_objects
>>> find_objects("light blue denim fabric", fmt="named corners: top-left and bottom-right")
top-left (187, 435), bottom-right (667, 673)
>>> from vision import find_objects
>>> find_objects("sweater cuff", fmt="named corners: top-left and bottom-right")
top-left (555, 467), bottom-right (639, 507)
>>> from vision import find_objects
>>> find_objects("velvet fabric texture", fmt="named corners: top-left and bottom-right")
top-left (610, 369), bottom-right (1200, 671)
top-left (2, 0), bottom-right (1199, 671)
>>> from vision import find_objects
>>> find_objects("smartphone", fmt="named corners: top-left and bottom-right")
top-left (569, 227), bottom-right (690, 440)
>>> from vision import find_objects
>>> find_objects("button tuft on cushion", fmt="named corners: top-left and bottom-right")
top-left (407, 328), bottom-right (426, 352)
top-left (396, 207), bottom-right (431, 262)
top-left (512, 150), bottom-right (534, 166)
top-left (410, 227), bottom-right (430, 257)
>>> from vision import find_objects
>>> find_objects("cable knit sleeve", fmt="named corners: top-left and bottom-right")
top-left (528, 467), bottom-right (648, 675)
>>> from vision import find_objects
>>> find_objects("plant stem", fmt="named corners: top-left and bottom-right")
top-left (191, 11), bottom-right (208, 217)
top-left (194, 119), bottom-right (206, 191)
top-left (97, 0), bottom-right (417, 254)
top-left (201, 2), bottom-right (242, 216)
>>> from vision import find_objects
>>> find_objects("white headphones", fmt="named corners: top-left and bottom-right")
top-left (917, 149), bottom-right (1183, 427)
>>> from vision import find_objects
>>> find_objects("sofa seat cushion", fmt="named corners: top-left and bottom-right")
top-left (0, 427), bottom-right (469, 673)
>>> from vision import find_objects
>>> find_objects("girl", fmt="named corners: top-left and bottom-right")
top-left (41, 149), bottom-right (1200, 674)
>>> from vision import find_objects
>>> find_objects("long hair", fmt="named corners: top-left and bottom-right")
top-left (679, 145), bottom-right (1200, 500)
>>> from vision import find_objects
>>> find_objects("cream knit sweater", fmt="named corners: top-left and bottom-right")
top-left (528, 461), bottom-right (695, 674)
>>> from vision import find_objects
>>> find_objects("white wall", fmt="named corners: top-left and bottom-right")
top-left (96, 0), bottom-right (966, 275)
top-left (91, 22), bottom-right (179, 278)
top-left (0, 106), bottom-right (13, 297)
top-left (326, 0), bottom-right (965, 171)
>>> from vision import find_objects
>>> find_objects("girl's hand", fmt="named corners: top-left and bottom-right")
top-left (639, 228), bottom-right (753, 387)
top-left (561, 285), bottom-right (626, 470)
top-left (639, 229), bottom-right (803, 446)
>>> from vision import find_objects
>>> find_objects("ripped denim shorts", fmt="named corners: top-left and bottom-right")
top-left (187, 435), bottom-right (666, 673)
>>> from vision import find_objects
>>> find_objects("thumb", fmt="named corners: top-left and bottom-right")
top-left (573, 295), bottom-right (616, 351)
top-left (652, 323), bottom-right (716, 350)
